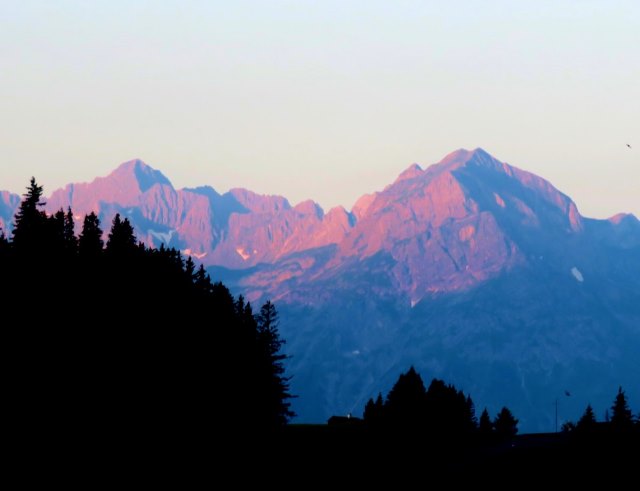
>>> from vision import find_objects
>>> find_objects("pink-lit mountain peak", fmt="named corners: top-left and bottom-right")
top-left (394, 163), bottom-right (423, 183)
top-left (46, 158), bottom-right (175, 216)
top-left (378, 148), bottom-right (582, 230)
top-left (107, 159), bottom-right (172, 193)
top-left (388, 148), bottom-right (503, 189)
top-left (414, 148), bottom-right (530, 192)
top-left (439, 147), bottom-right (494, 166)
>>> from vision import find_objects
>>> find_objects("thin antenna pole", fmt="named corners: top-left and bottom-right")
top-left (555, 398), bottom-right (558, 433)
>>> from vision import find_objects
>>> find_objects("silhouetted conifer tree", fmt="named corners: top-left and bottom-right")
top-left (465, 395), bottom-right (478, 431)
top-left (12, 177), bottom-right (47, 252)
top-left (478, 408), bottom-right (493, 438)
top-left (51, 209), bottom-right (66, 250)
top-left (194, 264), bottom-right (213, 293)
top-left (255, 300), bottom-right (294, 427)
top-left (494, 407), bottom-right (518, 439)
top-left (78, 212), bottom-right (103, 256)
top-left (185, 256), bottom-right (196, 281)
top-left (422, 379), bottom-right (477, 436)
top-left (364, 393), bottom-right (385, 425)
top-left (364, 398), bottom-right (375, 421)
top-left (576, 404), bottom-right (597, 433)
top-left (610, 386), bottom-right (633, 433)
top-left (64, 208), bottom-right (78, 252)
top-left (385, 366), bottom-right (426, 427)
top-left (106, 213), bottom-right (137, 253)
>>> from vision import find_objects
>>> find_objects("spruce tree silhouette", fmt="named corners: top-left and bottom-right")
top-left (494, 407), bottom-right (518, 440)
top-left (11, 177), bottom-right (47, 252)
top-left (576, 404), bottom-right (597, 433)
top-left (364, 393), bottom-right (385, 425)
top-left (478, 408), bottom-right (494, 439)
top-left (51, 209), bottom-right (66, 252)
top-left (364, 398), bottom-right (375, 421)
top-left (64, 207), bottom-right (77, 252)
top-left (465, 395), bottom-right (478, 432)
top-left (610, 386), bottom-right (633, 433)
top-left (256, 300), bottom-right (294, 428)
top-left (423, 379), bottom-right (477, 436)
top-left (194, 264), bottom-right (213, 293)
top-left (78, 212), bottom-right (103, 256)
top-left (385, 366), bottom-right (427, 428)
top-left (185, 255), bottom-right (196, 281)
top-left (106, 213), bottom-right (137, 253)
top-left (47, 208), bottom-right (77, 259)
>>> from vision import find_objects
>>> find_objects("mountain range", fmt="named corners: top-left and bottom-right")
top-left (2, 148), bottom-right (639, 431)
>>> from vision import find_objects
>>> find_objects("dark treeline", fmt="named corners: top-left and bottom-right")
top-left (301, 367), bottom-right (639, 478)
top-left (1, 179), bottom-right (293, 446)
top-left (360, 366), bottom-right (518, 443)
top-left (562, 386), bottom-right (640, 439)
top-left (359, 366), bottom-right (639, 445)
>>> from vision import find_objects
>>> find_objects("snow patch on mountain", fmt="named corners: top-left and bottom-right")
top-left (571, 267), bottom-right (584, 282)
top-left (149, 229), bottom-right (175, 243)
top-left (183, 249), bottom-right (207, 259)
top-left (236, 247), bottom-right (251, 261)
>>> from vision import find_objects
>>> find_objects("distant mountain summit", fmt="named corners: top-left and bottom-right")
top-left (48, 159), bottom-right (172, 211)
top-left (228, 148), bottom-right (597, 304)
top-left (1, 149), bottom-right (638, 430)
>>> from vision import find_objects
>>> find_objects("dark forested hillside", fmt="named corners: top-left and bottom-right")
top-left (2, 178), bottom-right (293, 446)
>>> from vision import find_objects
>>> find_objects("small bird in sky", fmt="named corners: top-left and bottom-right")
top-left (627, 143), bottom-right (632, 149)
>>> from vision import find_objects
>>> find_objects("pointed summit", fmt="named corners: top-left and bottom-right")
top-left (395, 163), bottom-right (423, 183)
top-left (436, 147), bottom-right (502, 172)
top-left (47, 159), bottom-right (175, 215)
top-left (108, 159), bottom-right (172, 193)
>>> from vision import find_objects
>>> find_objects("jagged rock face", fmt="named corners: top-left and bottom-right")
top-left (42, 159), bottom-right (355, 266)
top-left (232, 148), bottom-right (604, 304)
top-left (2, 148), bottom-right (639, 431)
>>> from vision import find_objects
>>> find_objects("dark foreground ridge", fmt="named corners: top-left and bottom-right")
top-left (2, 178), bottom-right (294, 450)
top-left (275, 425), bottom-right (639, 481)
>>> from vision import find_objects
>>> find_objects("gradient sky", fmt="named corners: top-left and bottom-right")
top-left (1, 1), bottom-right (638, 218)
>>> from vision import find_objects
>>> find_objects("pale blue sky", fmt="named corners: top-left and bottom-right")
top-left (1, 1), bottom-right (638, 217)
